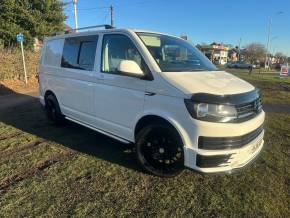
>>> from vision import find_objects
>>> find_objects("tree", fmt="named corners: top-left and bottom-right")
top-left (275, 52), bottom-right (287, 64)
top-left (241, 43), bottom-right (267, 64)
top-left (287, 57), bottom-right (290, 64)
top-left (0, 0), bottom-right (66, 49)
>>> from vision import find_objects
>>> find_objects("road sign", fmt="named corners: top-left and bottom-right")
top-left (16, 33), bottom-right (24, 42)
top-left (16, 33), bottom-right (28, 84)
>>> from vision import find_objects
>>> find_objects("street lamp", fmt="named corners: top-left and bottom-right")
top-left (269, 36), bottom-right (278, 54)
top-left (265, 11), bottom-right (283, 69)
top-left (269, 36), bottom-right (278, 66)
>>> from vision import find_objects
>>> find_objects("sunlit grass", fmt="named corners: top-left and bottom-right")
top-left (219, 66), bottom-right (290, 84)
top-left (0, 101), bottom-right (289, 217)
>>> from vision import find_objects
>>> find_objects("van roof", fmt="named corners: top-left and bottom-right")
top-left (44, 28), bottom-right (170, 41)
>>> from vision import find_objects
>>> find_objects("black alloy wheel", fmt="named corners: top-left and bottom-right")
top-left (136, 124), bottom-right (184, 177)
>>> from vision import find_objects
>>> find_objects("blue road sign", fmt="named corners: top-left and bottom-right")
top-left (16, 33), bottom-right (24, 42)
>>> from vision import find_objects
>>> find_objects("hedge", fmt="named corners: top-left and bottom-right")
top-left (0, 49), bottom-right (40, 80)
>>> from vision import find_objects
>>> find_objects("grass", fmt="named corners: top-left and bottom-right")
top-left (0, 97), bottom-right (289, 217)
top-left (218, 65), bottom-right (290, 83)
top-left (220, 66), bottom-right (290, 104)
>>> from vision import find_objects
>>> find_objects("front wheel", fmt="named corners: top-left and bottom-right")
top-left (136, 123), bottom-right (184, 177)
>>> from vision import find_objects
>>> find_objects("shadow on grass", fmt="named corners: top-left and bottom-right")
top-left (0, 87), bottom-right (144, 174)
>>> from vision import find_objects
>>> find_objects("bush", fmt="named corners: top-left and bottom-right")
top-left (0, 49), bottom-right (40, 80)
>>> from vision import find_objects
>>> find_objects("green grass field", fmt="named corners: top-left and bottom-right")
top-left (0, 71), bottom-right (289, 216)
top-left (222, 67), bottom-right (290, 104)
top-left (224, 67), bottom-right (290, 84)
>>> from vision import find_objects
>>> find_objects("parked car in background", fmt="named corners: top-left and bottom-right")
top-left (280, 65), bottom-right (289, 76)
top-left (272, 63), bottom-right (282, 70)
top-left (225, 61), bottom-right (253, 69)
top-left (253, 62), bottom-right (261, 69)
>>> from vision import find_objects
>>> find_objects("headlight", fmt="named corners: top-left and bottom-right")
top-left (184, 100), bottom-right (237, 122)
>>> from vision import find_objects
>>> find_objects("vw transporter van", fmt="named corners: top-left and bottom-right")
top-left (39, 25), bottom-right (265, 177)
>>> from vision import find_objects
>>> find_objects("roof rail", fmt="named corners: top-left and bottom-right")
top-left (65, 24), bottom-right (114, 34)
top-left (50, 24), bottom-right (114, 36)
top-left (50, 31), bottom-right (66, 36)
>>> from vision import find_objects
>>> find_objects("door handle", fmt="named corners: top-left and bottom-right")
top-left (145, 92), bottom-right (156, 96)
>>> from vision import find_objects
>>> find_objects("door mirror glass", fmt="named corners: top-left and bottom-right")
top-left (117, 60), bottom-right (144, 78)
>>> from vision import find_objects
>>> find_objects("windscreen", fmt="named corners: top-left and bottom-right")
top-left (137, 33), bottom-right (218, 72)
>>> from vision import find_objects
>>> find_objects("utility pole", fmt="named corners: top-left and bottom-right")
top-left (238, 37), bottom-right (242, 61)
top-left (73, 0), bottom-right (78, 31)
top-left (265, 17), bottom-right (272, 69)
top-left (269, 36), bottom-right (278, 56)
top-left (264, 11), bottom-right (283, 70)
top-left (110, 5), bottom-right (114, 27)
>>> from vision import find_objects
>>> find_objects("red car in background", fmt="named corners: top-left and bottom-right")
top-left (280, 65), bottom-right (289, 76)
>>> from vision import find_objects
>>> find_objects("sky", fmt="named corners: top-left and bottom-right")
top-left (64, 0), bottom-right (290, 56)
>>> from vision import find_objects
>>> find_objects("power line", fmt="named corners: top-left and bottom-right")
top-left (64, 0), bottom-right (156, 12)
top-left (66, 6), bottom-right (110, 11)
top-left (101, 11), bottom-right (110, 23)
top-left (64, 0), bottom-right (159, 28)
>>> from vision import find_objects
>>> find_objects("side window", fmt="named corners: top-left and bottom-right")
top-left (43, 39), bottom-right (63, 67)
top-left (61, 37), bottom-right (79, 69)
top-left (101, 34), bottom-right (148, 74)
top-left (61, 35), bottom-right (98, 71)
top-left (79, 41), bottom-right (97, 71)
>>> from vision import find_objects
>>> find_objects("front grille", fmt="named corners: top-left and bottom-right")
top-left (235, 97), bottom-right (262, 121)
top-left (198, 125), bottom-right (264, 150)
top-left (196, 154), bottom-right (232, 168)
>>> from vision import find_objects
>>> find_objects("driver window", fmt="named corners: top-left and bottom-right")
top-left (101, 34), bottom-right (147, 74)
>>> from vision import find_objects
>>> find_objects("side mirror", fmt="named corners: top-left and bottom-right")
top-left (117, 60), bottom-right (144, 78)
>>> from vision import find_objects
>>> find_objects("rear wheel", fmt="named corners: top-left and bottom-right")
top-left (136, 123), bottom-right (184, 177)
top-left (45, 94), bottom-right (65, 125)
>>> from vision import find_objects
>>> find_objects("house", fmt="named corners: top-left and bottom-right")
top-left (198, 43), bottom-right (230, 65)
top-left (228, 47), bottom-right (240, 62)
top-left (33, 37), bottom-right (43, 52)
top-left (33, 24), bottom-right (72, 52)
top-left (64, 23), bottom-right (73, 32)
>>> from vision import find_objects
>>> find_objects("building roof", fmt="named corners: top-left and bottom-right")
top-left (63, 23), bottom-right (72, 31)
top-left (199, 43), bottom-right (230, 51)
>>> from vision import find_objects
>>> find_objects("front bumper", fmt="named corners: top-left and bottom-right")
top-left (185, 130), bottom-right (264, 174)
top-left (183, 111), bottom-right (265, 174)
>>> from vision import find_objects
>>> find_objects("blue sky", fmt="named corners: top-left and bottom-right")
top-left (64, 0), bottom-right (290, 56)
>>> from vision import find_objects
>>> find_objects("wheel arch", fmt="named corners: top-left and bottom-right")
top-left (133, 114), bottom-right (188, 147)
top-left (44, 90), bottom-right (61, 112)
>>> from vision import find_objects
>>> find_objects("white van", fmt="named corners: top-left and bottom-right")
top-left (39, 26), bottom-right (265, 177)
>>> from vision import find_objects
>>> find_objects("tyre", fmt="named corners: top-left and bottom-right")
top-left (136, 123), bottom-right (184, 177)
top-left (45, 94), bottom-right (65, 125)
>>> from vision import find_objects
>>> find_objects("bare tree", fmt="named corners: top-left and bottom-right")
top-left (275, 52), bottom-right (287, 64)
top-left (242, 43), bottom-right (267, 64)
